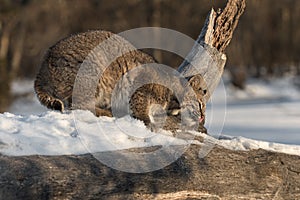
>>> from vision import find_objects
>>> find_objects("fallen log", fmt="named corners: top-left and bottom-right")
top-left (0, 144), bottom-right (299, 199)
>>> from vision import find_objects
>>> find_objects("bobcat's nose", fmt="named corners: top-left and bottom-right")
top-left (193, 102), bottom-right (205, 123)
top-left (198, 102), bottom-right (205, 123)
top-left (199, 115), bottom-right (205, 123)
top-left (192, 110), bottom-right (205, 123)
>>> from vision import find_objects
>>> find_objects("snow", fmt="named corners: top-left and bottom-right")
top-left (0, 110), bottom-right (191, 156)
top-left (206, 75), bottom-right (300, 145)
top-left (0, 75), bottom-right (299, 156)
top-left (203, 134), bottom-right (300, 156)
top-left (0, 110), bottom-right (299, 157)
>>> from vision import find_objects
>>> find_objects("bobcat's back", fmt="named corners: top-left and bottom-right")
top-left (34, 30), bottom-right (155, 114)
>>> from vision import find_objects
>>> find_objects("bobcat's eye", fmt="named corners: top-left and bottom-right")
top-left (203, 89), bottom-right (207, 95)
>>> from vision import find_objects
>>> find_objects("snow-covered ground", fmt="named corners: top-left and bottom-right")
top-left (0, 110), bottom-right (192, 156)
top-left (0, 75), bottom-right (299, 156)
top-left (207, 76), bottom-right (300, 145)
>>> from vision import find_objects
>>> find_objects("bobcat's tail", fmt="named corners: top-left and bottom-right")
top-left (34, 74), bottom-right (64, 112)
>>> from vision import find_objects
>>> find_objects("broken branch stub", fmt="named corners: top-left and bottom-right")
top-left (178, 0), bottom-right (246, 102)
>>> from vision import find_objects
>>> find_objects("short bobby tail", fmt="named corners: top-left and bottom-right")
top-left (34, 75), bottom-right (64, 112)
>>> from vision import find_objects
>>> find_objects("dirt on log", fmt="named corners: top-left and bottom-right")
top-left (0, 144), bottom-right (300, 200)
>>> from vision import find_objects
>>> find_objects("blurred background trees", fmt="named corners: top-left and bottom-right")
top-left (0, 0), bottom-right (300, 112)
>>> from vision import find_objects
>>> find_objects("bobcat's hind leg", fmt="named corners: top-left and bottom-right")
top-left (36, 92), bottom-right (64, 112)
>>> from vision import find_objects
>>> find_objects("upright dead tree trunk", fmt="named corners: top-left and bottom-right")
top-left (178, 0), bottom-right (246, 101)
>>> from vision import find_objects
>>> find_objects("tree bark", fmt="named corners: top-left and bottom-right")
top-left (0, 144), bottom-right (299, 199)
top-left (178, 0), bottom-right (246, 101)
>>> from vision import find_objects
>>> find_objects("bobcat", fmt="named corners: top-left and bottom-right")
top-left (34, 30), bottom-right (207, 133)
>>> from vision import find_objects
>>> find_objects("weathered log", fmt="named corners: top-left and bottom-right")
top-left (178, 0), bottom-right (246, 102)
top-left (0, 144), bottom-right (299, 199)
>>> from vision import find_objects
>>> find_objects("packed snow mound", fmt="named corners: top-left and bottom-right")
top-left (0, 111), bottom-right (189, 156)
top-left (0, 110), bottom-right (300, 157)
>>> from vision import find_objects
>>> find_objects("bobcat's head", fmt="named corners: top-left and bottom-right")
top-left (187, 74), bottom-right (208, 124)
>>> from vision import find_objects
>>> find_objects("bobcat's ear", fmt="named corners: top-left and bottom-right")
top-left (185, 76), bottom-right (195, 88)
top-left (185, 75), bottom-right (193, 82)
top-left (186, 75), bottom-right (201, 85)
top-left (187, 75), bottom-right (201, 89)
